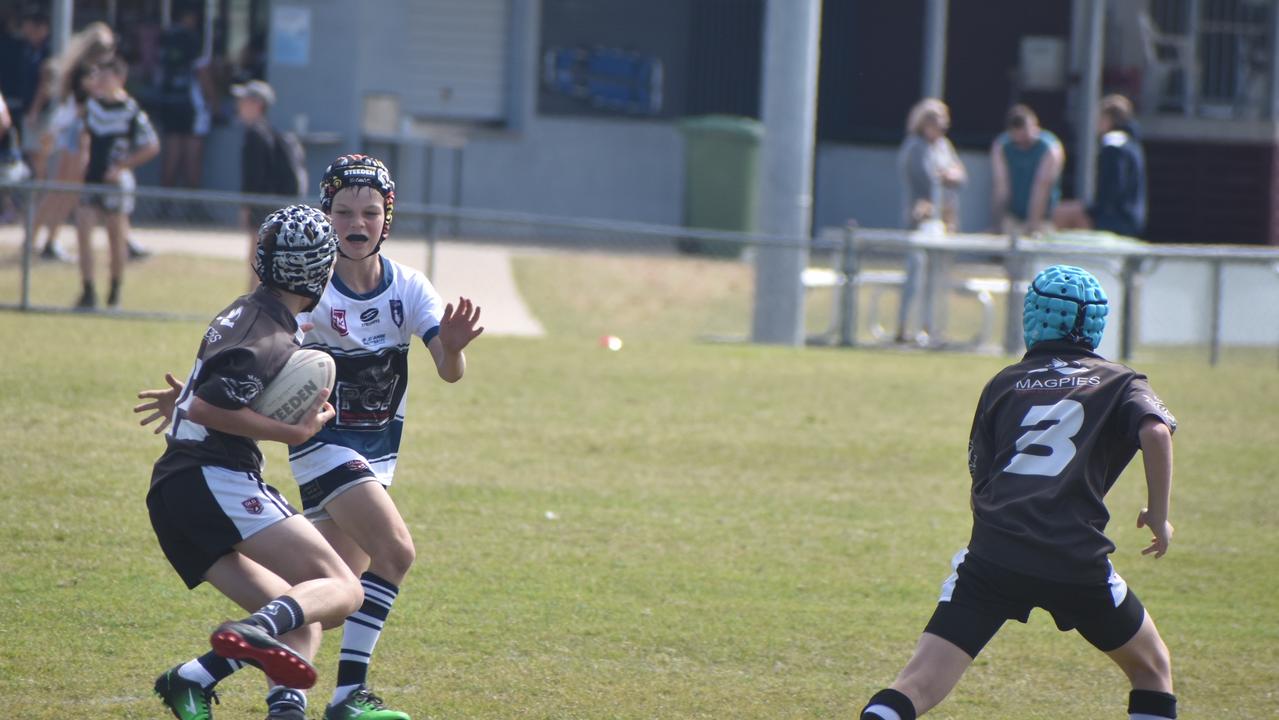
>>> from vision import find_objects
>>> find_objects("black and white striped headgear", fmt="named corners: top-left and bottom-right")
top-left (254, 204), bottom-right (337, 310)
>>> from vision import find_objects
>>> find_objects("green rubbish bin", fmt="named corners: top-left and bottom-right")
top-left (678, 115), bottom-right (764, 257)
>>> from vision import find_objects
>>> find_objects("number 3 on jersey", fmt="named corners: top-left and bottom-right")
top-left (1004, 399), bottom-right (1084, 476)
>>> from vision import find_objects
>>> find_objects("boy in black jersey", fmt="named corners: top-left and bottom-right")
top-left (859, 265), bottom-right (1179, 720)
top-left (140, 206), bottom-right (363, 720)
top-left (72, 55), bottom-right (159, 309)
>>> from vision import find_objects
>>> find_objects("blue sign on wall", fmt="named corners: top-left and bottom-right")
top-left (270, 5), bottom-right (312, 67)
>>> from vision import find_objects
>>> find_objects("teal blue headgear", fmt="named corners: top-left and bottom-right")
top-left (1023, 265), bottom-right (1108, 350)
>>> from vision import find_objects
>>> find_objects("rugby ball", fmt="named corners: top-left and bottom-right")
top-left (251, 349), bottom-right (335, 425)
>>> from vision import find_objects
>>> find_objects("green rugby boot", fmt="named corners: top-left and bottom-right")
top-left (154, 667), bottom-right (219, 720)
top-left (324, 685), bottom-right (410, 720)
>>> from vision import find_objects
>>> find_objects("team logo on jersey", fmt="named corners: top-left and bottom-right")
top-left (335, 356), bottom-right (399, 429)
top-left (360, 307), bottom-right (380, 324)
top-left (331, 308), bottom-right (349, 336)
top-left (389, 299), bottom-right (403, 327)
top-left (221, 375), bottom-right (264, 405)
top-left (242, 497), bottom-right (264, 515)
top-left (1017, 357), bottom-right (1098, 390)
top-left (218, 307), bottom-right (242, 328)
top-left (1028, 358), bottom-right (1089, 376)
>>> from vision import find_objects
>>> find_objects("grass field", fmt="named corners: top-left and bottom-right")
top-left (1, 251), bottom-right (1276, 719)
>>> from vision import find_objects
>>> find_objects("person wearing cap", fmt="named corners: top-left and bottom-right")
top-left (234, 78), bottom-right (282, 288)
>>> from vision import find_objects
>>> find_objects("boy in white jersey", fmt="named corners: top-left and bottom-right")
top-left (298, 154), bottom-right (482, 720)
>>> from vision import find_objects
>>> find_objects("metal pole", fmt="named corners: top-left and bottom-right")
top-left (426, 230), bottom-right (437, 283)
top-left (1271, 0), bottom-right (1279, 120)
top-left (1119, 255), bottom-right (1140, 361)
top-left (752, 0), bottom-right (822, 346)
top-left (50, 0), bottom-right (72, 55)
top-left (20, 187), bottom-right (36, 310)
top-left (1209, 259), bottom-right (1223, 366)
top-left (423, 145), bottom-right (435, 240)
top-left (1002, 230), bottom-right (1028, 355)
top-left (451, 146), bottom-right (463, 238)
top-left (1076, 0), bottom-right (1105, 203)
top-left (838, 223), bottom-right (859, 347)
top-left (921, 0), bottom-right (949, 99)
top-left (1185, 0), bottom-right (1200, 116)
top-left (203, 0), bottom-right (217, 58)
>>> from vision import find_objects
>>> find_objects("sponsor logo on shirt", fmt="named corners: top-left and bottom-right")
top-left (204, 326), bottom-right (222, 344)
top-left (1028, 357), bottom-right (1089, 375)
top-left (334, 357), bottom-right (399, 429)
top-left (360, 307), bottom-right (379, 325)
top-left (1016, 357), bottom-right (1098, 390)
top-left (1016, 375), bottom-right (1100, 391)
top-left (1143, 393), bottom-right (1177, 425)
top-left (331, 308), bottom-right (349, 336)
top-left (218, 307), bottom-right (242, 328)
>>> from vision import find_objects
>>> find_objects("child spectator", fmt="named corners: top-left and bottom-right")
top-left (73, 55), bottom-right (160, 309)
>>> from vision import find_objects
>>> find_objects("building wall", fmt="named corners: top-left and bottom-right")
top-left (467, 118), bottom-right (684, 222)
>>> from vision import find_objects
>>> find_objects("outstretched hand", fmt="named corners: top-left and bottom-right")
top-left (438, 296), bottom-right (484, 354)
top-left (1136, 508), bottom-right (1173, 559)
top-left (135, 372), bottom-right (184, 434)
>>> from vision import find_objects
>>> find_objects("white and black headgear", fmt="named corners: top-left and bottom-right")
top-left (254, 204), bottom-right (337, 310)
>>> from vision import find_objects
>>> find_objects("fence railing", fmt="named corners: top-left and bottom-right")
top-left (2, 179), bottom-right (1277, 365)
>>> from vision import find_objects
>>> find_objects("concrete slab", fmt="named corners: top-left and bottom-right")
top-left (0, 225), bottom-right (545, 338)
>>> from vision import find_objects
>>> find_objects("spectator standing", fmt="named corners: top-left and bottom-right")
top-left (991, 104), bottom-right (1064, 235)
top-left (73, 56), bottom-right (160, 309)
top-left (1053, 94), bottom-right (1147, 238)
top-left (233, 78), bottom-right (285, 288)
top-left (896, 98), bottom-right (966, 344)
top-left (0, 6), bottom-right (50, 151)
top-left (30, 22), bottom-right (115, 262)
top-left (156, 5), bottom-right (213, 192)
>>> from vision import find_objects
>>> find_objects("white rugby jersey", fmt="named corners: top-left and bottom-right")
top-left (289, 256), bottom-right (444, 481)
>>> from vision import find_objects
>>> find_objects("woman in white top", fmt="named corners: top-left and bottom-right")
top-left (895, 98), bottom-right (966, 345)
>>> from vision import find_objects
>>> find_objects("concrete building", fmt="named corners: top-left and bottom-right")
top-left (43, 0), bottom-right (1279, 246)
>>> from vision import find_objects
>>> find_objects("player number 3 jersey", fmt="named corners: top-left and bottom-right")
top-left (966, 342), bottom-right (1177, 583)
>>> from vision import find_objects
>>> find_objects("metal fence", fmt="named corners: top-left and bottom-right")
top-left (2, 179), bottom-right (1277, 365)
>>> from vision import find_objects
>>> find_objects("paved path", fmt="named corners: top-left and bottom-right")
top-left (0, 226), bottom-right (545, 337)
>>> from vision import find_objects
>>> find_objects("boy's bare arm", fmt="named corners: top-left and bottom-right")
top-left (111, 140), bottom-right (161, 175)
top-left (1136, 416), bottom-right (1174, 558)
top-left (186, 393), bottom-right (334, 446)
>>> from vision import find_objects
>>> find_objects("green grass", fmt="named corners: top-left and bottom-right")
top-left (0, 249), bottom-right (249, 316)
top-left (1, 250), bottom-right (1277, 718)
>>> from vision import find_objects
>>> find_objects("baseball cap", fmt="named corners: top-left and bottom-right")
top-left (231, 79), bottom-right (275, 106)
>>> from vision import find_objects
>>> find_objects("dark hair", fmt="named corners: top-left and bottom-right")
top-left (1005, 104), bottom-right (1038, 130)
top-left (1100, 94), bottom-right (1134, 127)
top-left (20, 5), bottom-right (48, 24)
top-left (100, 55), bottom-right (128, 77)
